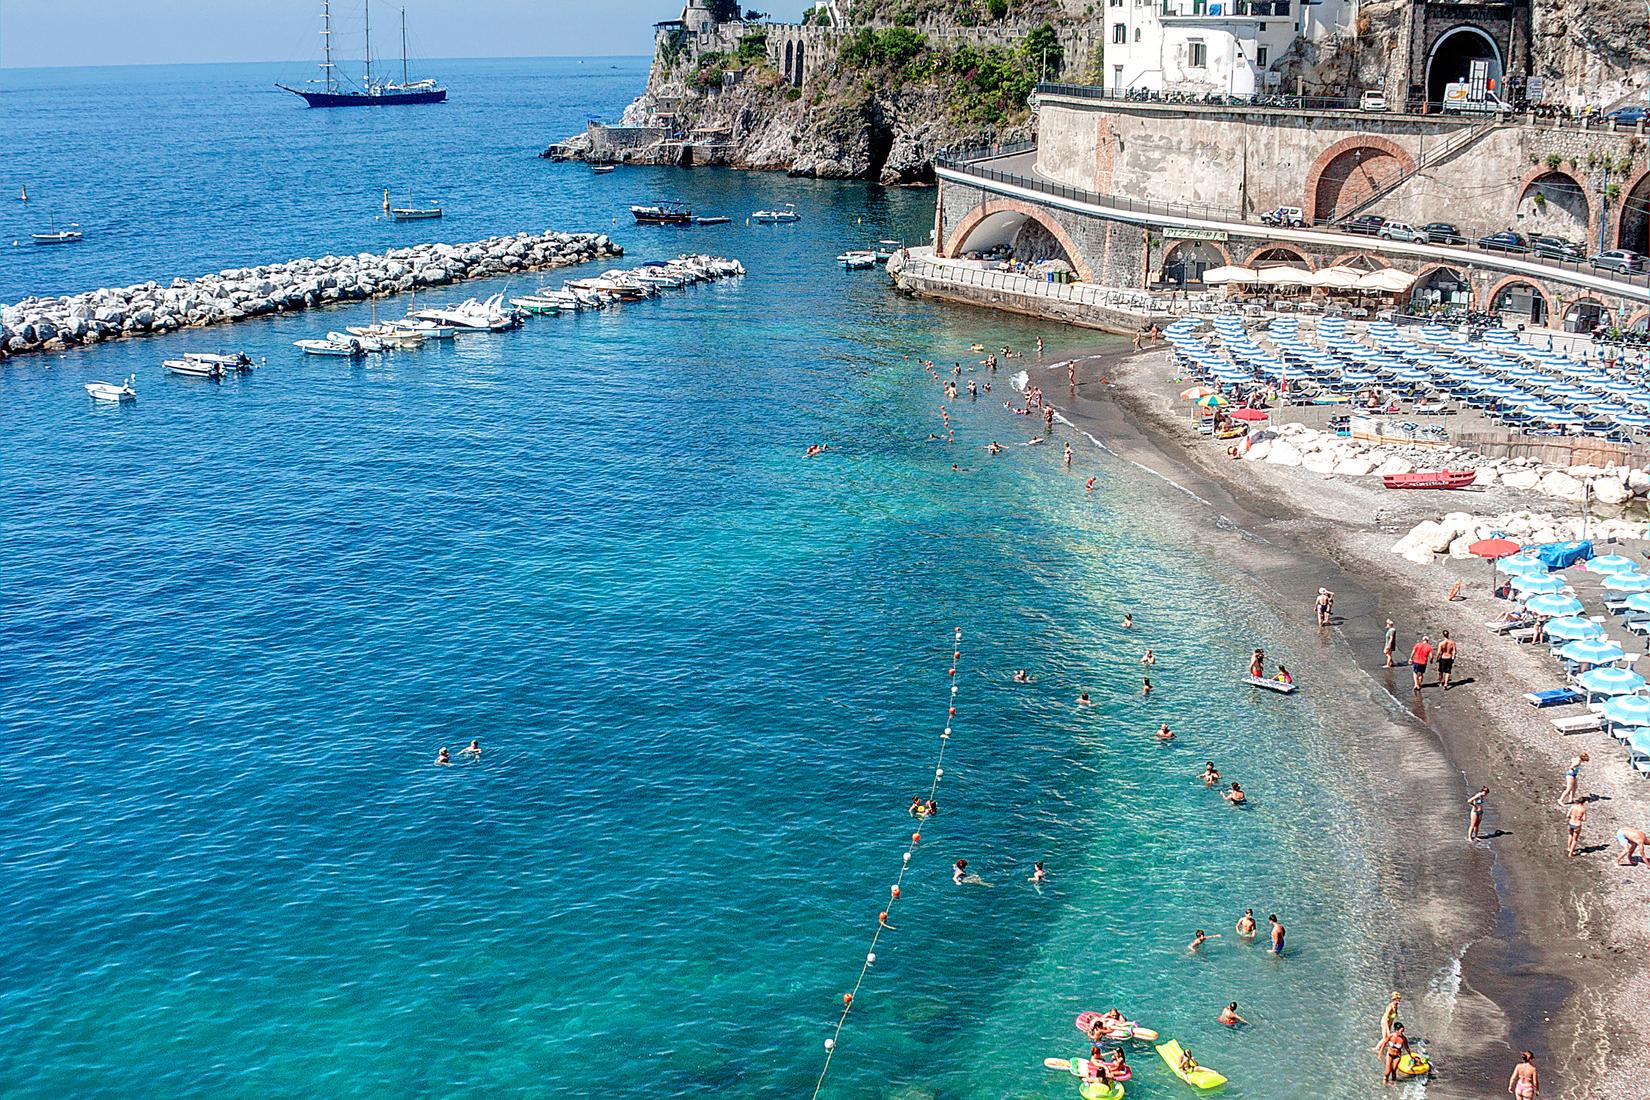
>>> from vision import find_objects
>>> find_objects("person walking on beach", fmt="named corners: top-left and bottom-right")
top-left (1557, 753), bottom-right (1588, 806)
top-left (1617, 827), bottom-right (1648, 865)
top-left (1383, 619), bottom-right (1397, 668)
top-left (1565, 801), bottom-right (1587, 857)
top-left (1235, 909), bottom-right (1256, 939)
top-left (1410, 635), bottom-right (1433, 692)
top-left (1315, 588), bottom-right (1333, 626)
top-left (1380, 992), bottom-right (1402, 1039)
top-left (1468, 786), bottom-right (1489, 841)
top-left (1508, 1051), bottom-right (1539, 1098)
top-left (1268, 914), bottom-right (1285, 955)
top-left (1373, 1023), bottom-right (1410, 1084)
top-left (1436, 630), bottom-right (1458, 690)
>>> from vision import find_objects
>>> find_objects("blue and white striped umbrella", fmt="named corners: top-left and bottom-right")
top-left (1527, 593), bottom-right (1586, 617)
top-left (1627, 727), bottom-right (1650, 756)
top-left (1601, 695), bottom-right (1650, 727)
top-left (1544, 616), bottom-right (1604, 641)
top-left (1511, 573), bottom-right (1567, 595)
top-left (1588, 554), bottom-right (1640, 573)
top-left (1602, 572), bottom-right (1650, 592)
top-left (1559, 638), bottom-right (1628, 666)
top-left (1623, 592), bottom-right (1650, 614)
top-left (1576, 665), bottom-right (1647, 697)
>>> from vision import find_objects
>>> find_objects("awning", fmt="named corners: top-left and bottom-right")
top-left (1201, 265), bottom-right (1259, 285)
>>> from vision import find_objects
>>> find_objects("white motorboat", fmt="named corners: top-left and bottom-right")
top-left (412, 292), bottom-right (519, 330)
top-left (86, 376), bottom-right (136, 402)
top-left (837, 250), bottom-right (877, 270)
top-left (873, 240), bottom-right (902, 262)
top-left (328, 330), bottom-right (382, 352)
top-left (388, 318), bottom-right (455, 339)
top-left (533, 288), bottom-right (590, 311)
top-left (184, 351), bottom-right (253, 372)
top-left (752, 204), bottom-right (800, 223)
top-left (163, 357), bottom-right (223, 378)
top-left (347, 323), bottom-right (425, 346)
top-left (295, 338), bottom-right (365, 357)
top-left (509, 296), bottom-right (562, 315)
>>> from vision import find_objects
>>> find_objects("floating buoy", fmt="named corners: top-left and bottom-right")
top-left (866, 952), bottom-right (876, 965)
top-left (824, 1038), bottom-right (835, 1051)
top-left (890, 885), bottom-right (901, 898)
top-left (948, 707), bottom-right (955, 716)
top-left (843, 992), bottom-right (853, 1006)
top-left (901, 851), bottom-right (910, 864)
top-left (878, 910), bottom-right (890, 924)
top-left (911, 832), bottom-right (920, 843)
top-left (935, 767), bottom-right (944, 778)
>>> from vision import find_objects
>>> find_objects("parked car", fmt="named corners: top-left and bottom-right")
top-left (1423, 222), bottom-right (1465, 245)
top-left (1531, 235), bottom-right (1585, 261)
top-left (1477, 230), bottom-right (1528, 253)
top-left (1589, 249), bottom-right (1647, 274)
top-left (1605, 106), bottom-right (1647, 126)
top-left (1342, 215), bottom-right (1386, 237)
top-left (1377, 221), bottom-right (1427, 242)
top-left (1360, 90), bottom-right (1387, 112)
top-left (1260, 205), bottom-right (1305, 227)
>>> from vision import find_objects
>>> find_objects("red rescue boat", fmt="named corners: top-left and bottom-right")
top-left (1381, 469), bottom-right (1478, 490)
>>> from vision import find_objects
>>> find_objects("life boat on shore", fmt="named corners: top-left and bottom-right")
top-left (1381, 469), bottom-right (1477, 490)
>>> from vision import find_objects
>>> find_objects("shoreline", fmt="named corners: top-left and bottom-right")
top-left (1040, 343), bottom-right (1647, 1098)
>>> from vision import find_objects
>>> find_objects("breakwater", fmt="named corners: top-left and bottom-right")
top-left (1, 230), bottom-right (622, 360)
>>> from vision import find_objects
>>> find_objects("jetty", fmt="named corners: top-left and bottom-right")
top-left (1, 230), bottom-right (622, 360)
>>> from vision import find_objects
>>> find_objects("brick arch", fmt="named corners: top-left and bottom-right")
top-left (943, 198), bottom-right (1095, 282)
top-left (1245, 243), bottom-right (1315, 269)
top-left (1616, 167), bottom-right (1650, 251)
top-left (1303, 135), bottom-right (1418, 222)
top-left (1409, 262), bottom-right (1476, 308)
top-left (1516, 165), bottom-right (1592, 230)
top-left (1485, 274), bottom-right (1557, 323)
top-left (1165, 239), bottom-right (1232, 266)
top-left (1563, 295), bottom-right (1614, 329)
top-left (1327, 251), bottom-right (1391, 270)
top-left (1626, 308), bottom-right (1649, 330)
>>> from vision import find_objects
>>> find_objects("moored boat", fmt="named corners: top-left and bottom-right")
top-left (1381, 469), bottom-right (1477, 490)
top-left (328, 330), bottom-right (382, 352)
top-left (294, 338), bottom-right (365, 357)
top-left (509, 296), bottom-right (562, 315)
top-left (276, 3), bottom-right (447, 108)
top-left (837, 250), bottom-right (877, 270)
top-left (752, 204), bottom-right (800, 223)
top-left (184, 351), bottom-right (253, 372)
top-left (631, 201), bottom-right (694, 225)
top-left (85, 376), bottom-right (136, 402)
top-left (390, 206), bottom-right (442, 220)
top-left (163, 358), bottom-right (223, 379)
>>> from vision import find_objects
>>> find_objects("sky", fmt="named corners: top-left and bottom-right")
top-left (0, 1), bottom-right (693, 70)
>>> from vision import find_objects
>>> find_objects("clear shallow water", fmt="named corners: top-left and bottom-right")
top-left (2, 59), bottom-right (1388, 1098)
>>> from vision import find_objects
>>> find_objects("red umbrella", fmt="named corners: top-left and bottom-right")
top-left (1229, 409), bottom-right (1270, 421)
top-left (1468, 538), bottom-right (1521, 596)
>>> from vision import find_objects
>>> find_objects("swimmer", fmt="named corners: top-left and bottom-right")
top-left (1123, 613), bottom-right (1134, 629)
top-left (1268, 913), bottom-right (1285, 954)
top-left (1142, 676), bottom-right (1152, 697)
top-left (1142, 648), bottom-right (1156, 666)
top-left (1155, 722), bottom-right (1174, 741)
top-left (1030, 860), bottom-right (1048, 884)
top-left (1013, 669), bottom-right (1033, 683)
top-left (1217, 1002), bottom-right (1247, 1027)
top-left (1200, 761), bottom-right (1221, 786)
top-left (987, 441), bottom-right (1004, 455)
top-left (460, 739), bottom-right (481, 758)
top-left (967, 380), bottom-right (977, 398)
top-left (1063, 442), bottom-right (1073, 466)
top-left (924, 799), bottom-right (938, 817)
top-left (909, 796), bottom-right (925, 817)
top-left (1236, 908), bottom-right (1257, 938)
top-left (1025, 436), bottom-right (1045, 446)
top-left (1188, 929), bottom-right (1219, 951)
top-left (1086, 476), bottom-right (1095, 492)
top-left (435, 747), bottom-right (452, 766)
top-left (1223, 782), bottom-right (1247, 805)
top-left (953, 859), bottom-right (967, 883)
top-left (805, 444), bottom-right (827, 457)
top-left (1077, 692), bottom-right (1092, 705)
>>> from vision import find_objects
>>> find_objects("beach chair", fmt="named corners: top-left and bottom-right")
top-left (1485, 618), bottom-right (1534, 635)
top-left (1551, 713), bottom-right (1603, 733)
top-left (1525, 687), bottom-right (1582, 708)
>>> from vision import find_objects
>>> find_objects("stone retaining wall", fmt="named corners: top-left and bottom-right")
top-left (1, 231), bottom-right (621, 360)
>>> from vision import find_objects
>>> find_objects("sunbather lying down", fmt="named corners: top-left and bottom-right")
top-left (1489, 609), bottom-right (1534, 627)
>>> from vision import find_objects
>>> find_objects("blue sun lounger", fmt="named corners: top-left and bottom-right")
top-left (1524, 687), bottom-right (1582, 708)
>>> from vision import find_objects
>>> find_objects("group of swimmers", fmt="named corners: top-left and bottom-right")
top-left (434, 740), bottom-right (481, 765)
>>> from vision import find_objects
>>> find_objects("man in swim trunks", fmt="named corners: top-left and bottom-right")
top-left (1201, 762), bottom-right (1221, 786)
top-left (1383, 619), bottom-right (1397, 668)
top-left (1268, 914), bottom-right (1285, 954)
top-left (1467, 787), bottom-right (1488, 841)
top-left (1249, 649), bottom-right (1265, 678)
top-left (1565, 801), bottom-right (1586, 858)
top-left (1436, 630), bottom-right (1457, 690)
top-left (1217, 1002), bottom-right (1247, 1027)
top-left (1410, 635), bottom-right (1433, 692)
top-left (1236, 909), bottom-right (1256, 938)
top-left (1507, 1050), bottom-right (1538, 1098)
top-left (1155, 723), bottom-right (1174, 742)
top-left (1617, 826), bottom-right (1648, 866)
top-left (1315, 588), bottom-right (1333, 626)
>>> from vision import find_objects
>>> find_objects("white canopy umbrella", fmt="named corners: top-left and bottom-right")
top-left (1202, 266), bottom-right (1259, 285)
top-left (1257, 265), bottom-right (1310, 286)
top-left (1357, 268), bottom-right (1418, 293)
top-left (1310, 266), bottom-right (1365, 289)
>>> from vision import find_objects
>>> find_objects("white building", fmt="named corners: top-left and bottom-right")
top-left (1100, 0), bottom-right (1359, 96)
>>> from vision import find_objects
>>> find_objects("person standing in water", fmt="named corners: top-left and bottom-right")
top-left (1236, 909), bottom-right (1256, 939)
top-left (1063, 442), bottom-right (1073, 467)
top-left (1410, 635), bottom-right (1433, 692)
top-left (1436, 630), bottom-right (1458, 690)
top-left (1508, 1051), bottom-right (1539, 1098)
top-left (1380, 992), bottom-right (1402, 1039)
top-left (953, 859), bottom-right (969, 884)
top-left (1123, 612), bottom-right (1134, 629)
top-left (1268, 913), bottom-right (1286, 954)
top-left (435, 747), bottom-right (452, 766)
top-left (1217, 1002), bottom-right (1247, 1027)
top-left (1382, 619), bottom-right (1397, 669)
top-left (1200, 761), bottom-right (1221, 786)
top-left (1468, 787), bottom-right (1489, 841)
top-left (1373, 1023), bottom-right (1410, 1084)
top-left (1142, 677), bottom-right (1152, 697)
top-left (461, 739), bottom-right (481, 758)
top-left (1249, 649), bottom-right (1265, 678)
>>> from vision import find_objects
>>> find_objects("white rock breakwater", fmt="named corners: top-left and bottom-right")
top-left (1, 230), bottom-right (622, 359)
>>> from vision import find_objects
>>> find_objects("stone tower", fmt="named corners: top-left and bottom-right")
top-left (683, 0), bottom-right (715, 35)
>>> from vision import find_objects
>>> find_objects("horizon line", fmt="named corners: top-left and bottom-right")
top-left (0, 52), bottom-right (653, 74)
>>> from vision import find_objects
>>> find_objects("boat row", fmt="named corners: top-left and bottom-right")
top-left (839, 241), bottom-right (903, 269)
top-left (508, 254), bottom-right (744, 315)
top-left (630, 201), bottom-right (801, 225)
top-left (162, 351), bottom-right (255, 379)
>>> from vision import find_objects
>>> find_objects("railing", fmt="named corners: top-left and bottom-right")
top-left (1451, 431), bottom-right (1650, 469)
top-left (899, 256), bottom-right (1196, 315)
top-left (1334, 115), bottom-right (1505, 220)
top-left (935, 149), bottom-right (1650, 293)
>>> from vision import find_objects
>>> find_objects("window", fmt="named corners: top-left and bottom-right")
top-left (1112, 22), bottom-right (1127, 43)
top-left (1189, 40), bottom-right (1207, 67)
top-left (1255, 46), bottom-right (1268, 66)
top-left (1134, 27), bottom-right (1142, 40)
top-left (1113, 64), bottom-right (1123, 87)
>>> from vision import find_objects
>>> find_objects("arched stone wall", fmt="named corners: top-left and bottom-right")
top-left (1304, 136), bottom-right (1418, 223)
top-left (1616, 168), bottom-right (1650, 253)
top-left (1625, 308), bottom-right (1649, 331)
top-left (1563, 296), bottom-right (1614, 332)
top-left (942, 198), bottom-right (1095, 283)
top-left (1516, 168), bottom-right (1591, 241)
top-left (1409, 263), bottom-right (1475, 309)
top-left (1163, 240), bottom-right (1231, 283)
top-left (1486, 275), bottom-right (1557, 325)
top-left (1245, 244), bottom-right (1314, 269)
top-left (1327, 251), bottom-right (1391, 270)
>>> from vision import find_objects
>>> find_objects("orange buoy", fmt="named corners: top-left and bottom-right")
top-left (890, 885), bottom-right (901, 898)
top-left (843, 993), bottom-right (853, 1006)
top-left (911, 832), bottom-right (920, 843)
top-left (948, 706), bottom-right (955, 716)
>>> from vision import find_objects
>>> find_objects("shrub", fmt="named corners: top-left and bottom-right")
top-left (1023, 22), bottom-right (1063, 80)
top-left (1605, 182), bottom-right (1622, 203)
top-left (841, 27), bottom-right (928, 68)
top-left (659, 27), bottom-right (688, 67)
top-left (693, 52), bottom-right (730, 87)
top-left (986, 0), bottom-right (1009, 18)
top-left (737, 32), bottom-right (769, 64)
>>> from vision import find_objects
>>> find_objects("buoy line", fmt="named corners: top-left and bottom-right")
top-left (810, 626), bottom-right (963, 1100)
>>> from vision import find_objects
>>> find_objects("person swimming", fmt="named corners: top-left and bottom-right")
top-left (1013, 669), bottom-right (1032, 683)
top-left (1188, 929), bottom-right (1219, 951)
top-left (1078, 692), bottom-right (1092, 705)
top-left (987, 441), bottom-right (1003, 454)
top-left (460, 739), bottom-right (480, 758)
top-left (1223, 782), bottom-right (1247, 805)
top-left (1155, 723), bottom-right (1174, 741)
top-left (1218, 1002), bottom-right (1248, 1027)
top-left (1123, 613), bottom-right (1134, 629)
top-left (953, 859), bottom-right (967, 883)
top-left (1200, 761), bottom-right (1221, 786)
top-left (805, 444), bottom-right (827, 457)
top-left (909, 796), bottom-right (925, 817)
top-left (435, 747), bottom-right (452, 766)
top-left (1030, 860), bottom-right (1047, 884)
top-left (1236, 908), bottom-right (1257, 938)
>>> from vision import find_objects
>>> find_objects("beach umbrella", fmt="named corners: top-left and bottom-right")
top-left (1576, 665), bottom-right (1646, 697)
top-left (1601, 572), bottom-right (1650, 593)
top-left (1196, 394), bottom-right (1230, 407)
top-left (1469, 537), bottom-right (1521, 593)
top-left (1511, 573), bottom-right (1566, 595)
top-left (1497, 554), bottom-right (1546, 576)
top-left (1356, 267), bottom-right (1417, 293)
top-left (1627, 727), bottom-right (1650, 757)
top-left (1559, 639), bottom-right (1628, 666)
top-left (1229, 408), bottom-right (1269, 421)
top-left (1202, 265), bottom-right (1259, 285)
top-left (1601, 695), bottom-right (1650, 727)
top-left (1526, 593), bottom-right (1585, 617)
top-left (1181, 385), bottom-right (1216, 400)
top-left (1587, 554), bottom-right (1639, 573)
top-left (1623, 592), bottom-right (1650, 614)
top-left (1544, 616), bottom-right (1603, 641)
top-left (1257, 265), bottom-right (1310, 286)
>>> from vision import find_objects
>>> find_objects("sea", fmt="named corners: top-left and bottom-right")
top-left (1, 57), bottom-right (1393, 1097)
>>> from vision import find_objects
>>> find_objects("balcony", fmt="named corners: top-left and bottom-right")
top-left (1160, 0), bottom-right (1290, 15)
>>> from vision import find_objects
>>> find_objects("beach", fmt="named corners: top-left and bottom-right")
top-left (1033, 342), bottom-right (1650, 1098)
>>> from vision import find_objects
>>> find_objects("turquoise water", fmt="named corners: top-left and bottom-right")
top-left (2, 59), bottom-right (1388, 1097)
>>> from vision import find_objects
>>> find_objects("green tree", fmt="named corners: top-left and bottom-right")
top-left (737, 32), bottom-right (769, 63)
top-left (986, 0), bottom-right (1009, 19)
top-left (1023, 22), bottom-right (1062, 80)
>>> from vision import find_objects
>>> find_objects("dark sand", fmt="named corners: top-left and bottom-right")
top-left (1028, 344), bottom-right (1647, 1099)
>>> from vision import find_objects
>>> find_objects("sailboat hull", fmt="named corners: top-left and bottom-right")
top-left (280, 86), bottom-right (446, 108)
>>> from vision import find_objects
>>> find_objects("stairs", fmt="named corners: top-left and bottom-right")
top-left (1336, 117), bottom-right (1504, 222)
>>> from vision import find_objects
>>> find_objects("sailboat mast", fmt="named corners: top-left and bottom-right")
top-left (322, 0), bottom-right (335, 93)
top-left (402, 8), bottom-right (408, 86)
top-left (364, 0), bottom-right (373, 89)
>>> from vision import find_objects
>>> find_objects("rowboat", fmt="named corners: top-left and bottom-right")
top-left (86, 376), bottom-right (136, 402)
top-left (873, 240), bottom-right (901, 262)
top-left (163, 358), bottom-right (223, 379)
top-left (694, 215), bottom-right (731, 225)
top-left (391, 206), bottom-right (442, 220)
top-left (509, 296), bottom-right (562, 315)
top-left (294, 338), bottom-right (365, 357)
top-left (184, 352), bottom-right (253, 372)
top-left (591, 164), bottom-right (616, 174)
top-left (1382, 469), bottom-right (1477, 490)
top-left (328, 330), bottom-right (382, 352)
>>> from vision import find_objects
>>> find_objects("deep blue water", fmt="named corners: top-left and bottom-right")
top-left (2, 58), bottom-right (1389, 1097)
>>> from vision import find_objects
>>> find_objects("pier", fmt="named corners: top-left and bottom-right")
top-left (0, 230), bottom-right (622, 360)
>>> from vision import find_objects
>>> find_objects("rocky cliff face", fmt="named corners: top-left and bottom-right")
top-left (1531, 0), bottom-right (1649, 108)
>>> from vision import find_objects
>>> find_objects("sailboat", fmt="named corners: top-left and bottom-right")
top-left (32, 213), bottom-right (82, 245)
top-left (385, 189), bottom-right (442, 220)
top-left (277, 2), bottom-right (447, 108)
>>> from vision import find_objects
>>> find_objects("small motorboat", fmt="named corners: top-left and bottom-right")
top-left (295, 338), bottom-right (365, 357)
top-left (389, 318), bottom-right (454, 339)
top-left (85, 376), bottom-right (136, 402)
top-left (391, 206), bottom-right (442, 220)
top-left (163, 357), bottom-right (223, 379)
top-left (328, 330), bottom-right (382, 352)
top-left (837, 250), bottom-right (877, 270)
top-left (184, 351), bottom-right (253, 372)
top-left (631, 201), bottom-right (694, 225)
top-left (752, 204), bottom-right (800, 223)
top-left (591, 164), bottom-right (616, 174)
top-left (873, 240), bottom-right (901, 262)
top-left (1382, 469), bottom-right (1477, 490)
top-left (509, 295), bottom-right (562, 315)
